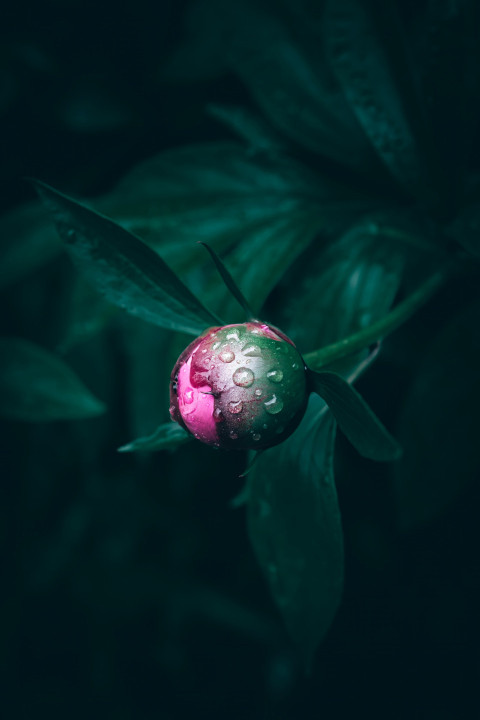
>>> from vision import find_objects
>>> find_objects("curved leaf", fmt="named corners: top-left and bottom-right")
top-left (32, 180), bottom-right (221, 335)
top-left (281, 217), bottom-right (407, 353)
top-left (310, 370), bottom-right (402, 462)
top-left (0, 337), bottom-right (105, 421)
top-left (247, 394), bottom-right (343, 668)
top-left (323, 0), bottom-right (445, 208)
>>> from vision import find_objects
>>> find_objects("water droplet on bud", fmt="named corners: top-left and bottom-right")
top-left (213, 407), bottom-right (224, 422)
top-left (252, 433), bottom-right (261, 441)
top-left (233, 367), bottom-right (255, 387)
top-left (264, 394), bottom-right (284, 415)
top-left (228, 400), bottom-right (243, 414)
top-left (242, 344), bottom-right (262, 357)
top-left (184, 389), bottom-right (194, 404)
top-left (212, 342), bottom-right (221, 351)
top-left (229, 430), bottom-right (238, 440)
top-left (267, 369), bottom-right (283, 383)
top-left (219, 349), bottom-right (235, 363)
top-left (254, 388), bottom-right (262, 397)
top-left (226, 330), bottom-right (240, 341)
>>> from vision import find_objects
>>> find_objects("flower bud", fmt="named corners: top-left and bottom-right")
top-left (169, 321), bottom-right (308, 449)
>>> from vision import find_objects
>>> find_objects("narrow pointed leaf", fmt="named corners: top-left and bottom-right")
top-left (32, 180), bottom-right (222, 335)
top-left (199, 242), bottom-right (254, 318)
top-left (310, 370), bottom-right (402, 462)
top-left (248, 394), bottom-right (343, 668)
top-left (118, 421), bottom-right (192, 453)
top-left (0, 337), bottom-right (106, 421)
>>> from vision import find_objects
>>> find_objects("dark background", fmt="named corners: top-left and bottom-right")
top-left (2, 1), bottom-right (480, 719)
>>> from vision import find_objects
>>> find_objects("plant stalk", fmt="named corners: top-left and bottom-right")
top-left (304, 268), bottom-right (449, 371)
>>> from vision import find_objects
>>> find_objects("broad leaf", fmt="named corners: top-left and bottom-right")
top-left (228, 1), bottom-right (375, 168)
top-left (310, 371), bottom-right (402, 462)
top-left (323, 0), bottom-right (445, 209)
top-left (394, 300), bottom-right (480, 529)
top-left (281, 217), bottom-right (407, 353)
top-left (247, 394), bottom-right (343, 668)
top-left (118, 421), bottom-right (191, 453)
top-left (32, 180), bottom-right (221, 336)
top-left (206, 103), bottom-right (285, 156)
top-left (0, 201), bottom-right (61, 289)
top-left (98, 142), bottom-right (364, 275)
top-left (202, 207), bottom-right (325, 319)
top-left (0, 337), bottom-right (105, 421)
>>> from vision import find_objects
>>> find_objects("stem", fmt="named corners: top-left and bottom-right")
top-left (303, 268), bottom-right (449, 371)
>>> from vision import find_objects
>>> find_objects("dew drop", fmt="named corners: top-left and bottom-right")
top-left (254, 388), bottom-right (262, 397)
top-left (249, 327), bottom-right (261, 335)
top-left (226, 330), bottom-right (240, 341)
top-left (212, 341), bottom-right (221, 351)
top-left (292, 362), bottom-right (300, 370)
top-left (267, 369), bottom-right (283, 383)
top-left (233, 367), bottom-right (255, 387)
top-left (252, 433), bottom-right (261, 442)
top-left (219, 349), bottom-right (235, 363)
top-left (263, 423), bottom-right (268, 430)
top-left (264, 394), bottom-right (284, 415)
top-left (228, 400), bottom-right (243, 414)
top-left (242, 343), bottom-right (262, 357)
top-left (276, 426), bottom-right (285, 434)
top-left (169, 404), bottom-right (176, 418)
top-left (213, 407), bottom-right (224, 422)
top-left (229, 430), bottom-right (238, 440)
top-left (184, 389), bottom-right (194, 405)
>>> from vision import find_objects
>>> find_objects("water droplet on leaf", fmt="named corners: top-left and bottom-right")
top-left (184, 389), bottom-right (194, 404)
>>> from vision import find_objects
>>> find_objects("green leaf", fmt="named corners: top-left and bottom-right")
top-left (0, 337), bottom-right (106, 421)
top-left (0, 200), bottom-right (61, 289)
top-left (323, 0), bottom-right (445, 208)
top-left (199, 242), bottom-right (254, 318)
top-left (394, 300), bottom-right (480, 529)
top-left (310, 371), bottom-right (402, 462)
top-left (281, 217), bottom-right (407, 353)
top-left (118, 421), bottom-right (192, 453)
top-left (227, 1), bottom-right (374, 167)
top-left (98, 142), bottom-right (361, 274)
top-left (32, 180), bottom-right (221, 336)
top-left (206, 103), bottom-right (285, 155)
top-left (247, 394), bottom-right (343, 668)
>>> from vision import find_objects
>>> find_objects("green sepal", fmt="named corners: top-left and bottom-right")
top-left (199, 241), bottom-right (254, 319)
top-left (118, 422), bottom-right (192, 453)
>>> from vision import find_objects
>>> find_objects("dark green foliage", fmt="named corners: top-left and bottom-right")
top-left (2, 0), bottom-right (480, 715)
top-left (32, 180), bottom-right (221, 335)
top-left (247, 394), bottom-right (342, 669)
top-left (0, 337), bottom-right (105, 421)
